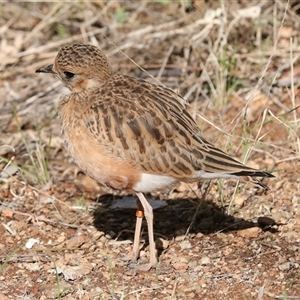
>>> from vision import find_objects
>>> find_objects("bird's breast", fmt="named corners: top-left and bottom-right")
top-left (58, 105), bottom-right (142, 191)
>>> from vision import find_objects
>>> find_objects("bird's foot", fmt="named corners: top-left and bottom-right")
top-left (121, 252), bottom-right (158, 271)
top-left (121, 246), bottom-right (141, 263)
top-left (128, 259), bottom-right (158, 271)
top-left (121, 253), bottom-right (138, 262)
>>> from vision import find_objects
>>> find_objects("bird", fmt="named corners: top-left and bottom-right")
top-left (36, 43), bottom-right (274, 271)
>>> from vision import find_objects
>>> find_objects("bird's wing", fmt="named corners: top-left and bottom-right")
top-left (82, 75), bottom-right (271, 179)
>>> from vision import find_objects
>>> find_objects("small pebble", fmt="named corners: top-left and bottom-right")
top-left (200, 256), bottom-right (211, 265)
top-left (238, 227), bottom-right (262, 238)
top-left (257, 216), bottom-right (276, 227)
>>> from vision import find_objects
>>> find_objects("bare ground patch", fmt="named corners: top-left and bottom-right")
top-left (0, 1), bottom-right (299, 299)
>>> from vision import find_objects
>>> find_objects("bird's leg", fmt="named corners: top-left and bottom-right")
top-left (136, 192), bottom-right (157, 269)
top-left (131, 199), bottom-right (144, 261)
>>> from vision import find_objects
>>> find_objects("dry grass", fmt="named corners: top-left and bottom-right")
top-left (0, 1), bottom-right (300, 299)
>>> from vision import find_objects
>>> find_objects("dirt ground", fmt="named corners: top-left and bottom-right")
top-left (0, 1), bottom-right (300, 299)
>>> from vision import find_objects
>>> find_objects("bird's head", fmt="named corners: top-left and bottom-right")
top-left (36, 43), bottom-right (113, 92)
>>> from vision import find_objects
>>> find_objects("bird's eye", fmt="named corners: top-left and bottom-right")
top-left (63, 71), bottom-right (75, 79)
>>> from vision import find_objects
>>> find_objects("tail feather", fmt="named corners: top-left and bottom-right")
top-left (198, 142), bottom-right (275, 190)
top-left (232, 170), bottom-right (274, 178)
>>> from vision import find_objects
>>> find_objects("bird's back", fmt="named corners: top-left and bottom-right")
top-left (67, 74), bottom-right (273, 185)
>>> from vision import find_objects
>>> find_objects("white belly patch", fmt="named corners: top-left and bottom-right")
top-left (133, 173), bottom-right (177, 193)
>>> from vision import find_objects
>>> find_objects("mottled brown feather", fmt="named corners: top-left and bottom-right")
top-left (36, 43), bottom-right (274, 270)
top-left (37, 44), bottom-right (274, 187)
top-left (74, 75), bottom-right (271, 182)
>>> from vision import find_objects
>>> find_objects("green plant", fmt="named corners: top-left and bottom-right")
top-left (154, 0), bottom-right (171, 4)
top-left (217, 179), bottom-right (225, 207)
top-left (71, 197), bottom-right (88, 211)
top-left (215, 49), bottom-right (241, 107)
top-left (56, 23), bottom-right (67, 37)
top-left (10, 103), bottom-right (52, 187)
top-left (52, 259), bottom-right (70, 299)
top-left (113, 6), bottom-right (128, 24)
top-left (0, 245), bottom-right (23, 274)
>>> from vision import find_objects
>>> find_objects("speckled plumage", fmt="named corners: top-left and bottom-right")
top-left (36, 43), bottom-right (274, 270)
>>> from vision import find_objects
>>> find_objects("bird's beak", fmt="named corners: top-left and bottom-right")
top-left (36, 64), bottom-right (54, 74)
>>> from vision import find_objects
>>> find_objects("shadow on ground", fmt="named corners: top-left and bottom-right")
top-left (93, 194), bottom-right (278, 253)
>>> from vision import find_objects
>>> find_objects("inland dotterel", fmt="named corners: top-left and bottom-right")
top-left (36, 43), bottom-right (274, 270)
